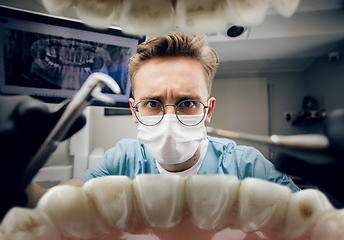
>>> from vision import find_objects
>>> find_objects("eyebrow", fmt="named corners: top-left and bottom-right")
top-left (140, 93), bottom-right (202, 102)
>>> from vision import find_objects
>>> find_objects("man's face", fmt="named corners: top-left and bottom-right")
top-left (129, 56), bottom-right (215, 123)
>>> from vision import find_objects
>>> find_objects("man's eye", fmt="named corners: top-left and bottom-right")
top-left (181, 100), bottom-right (195, 108)
top-left (148, 101), bottom-right (157, 108)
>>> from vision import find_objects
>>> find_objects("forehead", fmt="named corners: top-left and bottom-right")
top-left (133, 57), bottom-right (208, 101)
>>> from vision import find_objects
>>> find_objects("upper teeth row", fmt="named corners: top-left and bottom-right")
top-left (42, 0), bottom-right (300, 35)
top-left (0, 174), bottom-right (342, 240)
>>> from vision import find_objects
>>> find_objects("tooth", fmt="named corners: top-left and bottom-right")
top-left (312, 209), bottom-right (344, 240)
top-left (75, 0), bottom-right (121, 28)
top-left (59, 49), bottom-right (66, 64)
top-left (41, 0), bottom-right (301, 35)
top-left (185, 174), bottom-right (240, 230)
top-left (283, 189), bottom-right (335, 239)
top-left (269, 0), bottom-right (301, 18)
top-left (75, 50), bottom-right (81, 63)
top-left (119, 0), bottom-right (175, 35)
top-left (238, 178), bottom-right (291, 234)
top-left (50, 46), bottom-right (57, 58)
top-left (83, 176), bottom-right (133, 229)
top-left (226, 0), bottom-right (270, 27)
top-left (1, 175), bottom-right (342, 239)
top-left (175, 0), bottom-right (230, 34)
top-left (0, 207), bottom-right (61, 240)
top-left (133, 174), bottom-right (185, 228)
top-left (46, 49), bottom-right (52, 57)
top-left (37, 185), bottom-right (94, 239)
top-left (71, 51), bottom-right (76, 63)
top-left (81, 50), bottom-right (87, 65)
top-left (67, 49), bottom-right (72, 63)
top-left (41, 0), bottom-right (75, 15)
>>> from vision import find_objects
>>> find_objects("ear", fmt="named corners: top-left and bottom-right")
top-left (205, 97), bottom-right (215, 123)
top-left (129, 98), bottom-right (138, 123)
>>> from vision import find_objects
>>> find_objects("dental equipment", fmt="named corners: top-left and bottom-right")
top-left (206, 126), bottom-right (336, 165)
top-left (206, 127), bottom-right (330, 151)
top-left (23, 72), bottom-right (121, 186)
top-left (207, 108), bottom-right (344, 208)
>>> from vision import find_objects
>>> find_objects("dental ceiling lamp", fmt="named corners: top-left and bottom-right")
top-left (41, 0), bottom-right (300, 36)
top-left (221, 23), bottom-right (251, 38)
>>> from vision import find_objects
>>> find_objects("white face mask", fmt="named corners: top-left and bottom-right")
top-left (137, 114), bottom-right (207, 165)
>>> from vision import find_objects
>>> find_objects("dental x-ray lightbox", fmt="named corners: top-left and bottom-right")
top-left (0, 5), bottom-right (145, 108)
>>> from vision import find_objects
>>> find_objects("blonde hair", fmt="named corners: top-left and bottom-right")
top-left (129, 32), bottom-right (218, 96)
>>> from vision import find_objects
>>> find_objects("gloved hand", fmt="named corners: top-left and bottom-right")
top-left (0, 95), bottom-right (86, 219)
top-left (273, 109), bottom-right (344, 209)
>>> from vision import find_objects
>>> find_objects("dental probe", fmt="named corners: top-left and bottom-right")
top-left (206, 126), bottom-right (329, 150)
top-left (23, 73), bottom-right (121, 186)
top-left (206, 126), bottom-right (337, 166)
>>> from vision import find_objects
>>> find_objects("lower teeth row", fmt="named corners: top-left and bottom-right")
top-left (0, 174), bottom-right (342, 240)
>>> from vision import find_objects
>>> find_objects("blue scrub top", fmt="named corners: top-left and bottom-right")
top-left (77, 136), bottom-right (300, 193)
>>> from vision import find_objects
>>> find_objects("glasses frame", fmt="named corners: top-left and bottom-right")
top-left (133, 99), bottom-right (209, 126)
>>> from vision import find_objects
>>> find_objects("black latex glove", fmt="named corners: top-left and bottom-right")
top-left (0, 95), bottom-right (86, 220)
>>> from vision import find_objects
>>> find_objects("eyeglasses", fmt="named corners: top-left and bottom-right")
top-left (133, 99), bottom-right (209, 126)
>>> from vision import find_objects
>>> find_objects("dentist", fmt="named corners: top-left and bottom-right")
top-left (25, 32), bottom-right (299, 209)
top-left (76, 32), bottom-right (300, 190)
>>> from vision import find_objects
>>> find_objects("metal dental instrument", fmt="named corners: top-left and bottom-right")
top-left (23, 72), bottom-right (121, 185)
top-left (206, 126), bottom-right (329, 150)
top-left (206, 126), bottom-right (335, 165)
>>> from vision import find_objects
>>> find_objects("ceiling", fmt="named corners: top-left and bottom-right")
top-left (209, 0), bottom-right (344, 75)
top-left (0, 0), bottom-right (344, 75)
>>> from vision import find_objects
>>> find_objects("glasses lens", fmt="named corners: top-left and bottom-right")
top-left (135, 100), bottom-right (163, 125)
top-left (177, 100), bottom-right (206, 126)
